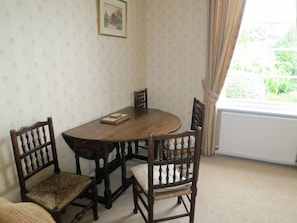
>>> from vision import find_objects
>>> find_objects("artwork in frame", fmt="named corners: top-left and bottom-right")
top-left (98, 0), bottom-right (127, 38)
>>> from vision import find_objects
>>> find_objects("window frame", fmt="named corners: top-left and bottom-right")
top-left (218, 0), bottom-right (297, 116)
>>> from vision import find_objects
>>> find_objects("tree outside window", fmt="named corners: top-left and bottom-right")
top-left (222, 0), bottom-right (297, 104)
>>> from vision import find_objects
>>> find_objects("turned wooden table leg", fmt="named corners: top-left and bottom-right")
top-left (103, 145), bottom-right (112, 209)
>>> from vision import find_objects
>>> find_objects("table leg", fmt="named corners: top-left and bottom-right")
top-left (98, 142), bottom-right (133, 208)
top-left (127, 141), bottom-right (133, 159)
top-left (120, 142), bottom-right (127, 185)
top-left (103, 146), bottom-right (112, 209)
top-left (109, 142), bottom-right (133, 202)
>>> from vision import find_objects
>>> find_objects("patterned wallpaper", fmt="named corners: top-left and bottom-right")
top-left (146, 0), bottom-right (207, 130)
top-left (0, 0), bottom-right (207, 201)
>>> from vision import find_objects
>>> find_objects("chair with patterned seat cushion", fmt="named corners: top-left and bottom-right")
top-left (131, 128), bottom-right (202, 223)
top-left (10, 117), bottom-right (98, 223)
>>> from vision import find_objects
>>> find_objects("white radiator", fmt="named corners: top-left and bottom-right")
top-left (218, 111), bottom-right (297, 165)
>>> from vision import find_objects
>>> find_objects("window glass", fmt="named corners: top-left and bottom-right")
top-left (220, 0), bottom-right (297, 108)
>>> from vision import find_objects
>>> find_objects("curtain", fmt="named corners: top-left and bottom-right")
top-left (202, 0), bottom-right (246, 156)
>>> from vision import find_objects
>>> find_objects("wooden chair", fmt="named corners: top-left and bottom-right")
top-left (132, 88), bottom-right (148, 161)
top-left (10, 117), bottom-right (98, 223)
top-left (191, 97), bottom-right (205, 131)
top-left (134, 88), bottom-right (148, 108)
top-left (131, 128), bottom-right (202, 223)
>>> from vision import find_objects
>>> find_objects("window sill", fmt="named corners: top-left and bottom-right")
top-left (217, 100), bottom-right (297, 119)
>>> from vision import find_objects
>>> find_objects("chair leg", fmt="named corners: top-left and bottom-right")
top-left (177, 196), bottom-right (181, 204)
top-left (189, 193), bottom-right (196, 223)
top-left (92, 181), bottom-right (99, 220)
top-left (132, 178), bottom-right (138, 214)
top-left (148, 196), bottom-right (154, 223)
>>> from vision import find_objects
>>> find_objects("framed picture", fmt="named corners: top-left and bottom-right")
top-left (98, 0), bottom-right (127, 38)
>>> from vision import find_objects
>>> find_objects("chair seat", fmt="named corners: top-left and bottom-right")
top-left (132, 130), bottom-right (202, 223)
top-left (26, 172), bottom-right (93, 210)
top-left (0, 197), bottom-right (55, 223)
top-left (131, 164), bottom-right (192, 200)
top-left (10, 117), bottom-right (98, 222)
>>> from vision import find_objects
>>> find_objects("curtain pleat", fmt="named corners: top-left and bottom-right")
top-left (203, 0), bottom-right (246, 156)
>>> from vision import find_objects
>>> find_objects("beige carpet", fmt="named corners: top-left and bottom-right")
top-left (63, 155), bottom-right (297, 223)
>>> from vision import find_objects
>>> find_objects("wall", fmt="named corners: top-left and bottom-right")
top-left (146, 0), bottom-right (207, 130)
top-left (0, 0), bottom-right (208, 201)
top-left (0, 0), bottom-right (146, 201)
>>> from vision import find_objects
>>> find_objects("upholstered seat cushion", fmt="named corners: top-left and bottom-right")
top-left (131, 164), bottom-right (192, 200)
top-left (26, 172), bottom-right (93, 210)
top-left (0, 197), bottom-right (55, 223)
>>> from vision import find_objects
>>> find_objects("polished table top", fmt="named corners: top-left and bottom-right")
top-left (62, 106), bottom-right (182, 142)
top-left (62, 106), bottom-right (181, 209)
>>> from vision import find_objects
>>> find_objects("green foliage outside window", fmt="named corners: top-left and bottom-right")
top-left (226, 24), bottom-right (297, 103)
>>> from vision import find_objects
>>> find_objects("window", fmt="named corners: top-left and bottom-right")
top-left (219, 0), bottom-right (297, 114)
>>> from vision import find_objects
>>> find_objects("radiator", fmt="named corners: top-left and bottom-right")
top-left (217, 110), bottom-right (297, 165)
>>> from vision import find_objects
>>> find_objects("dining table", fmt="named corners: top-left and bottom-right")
top-left (62, 106), bottom-right (181, 208)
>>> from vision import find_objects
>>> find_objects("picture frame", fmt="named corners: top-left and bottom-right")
top-left (98, 0), bottom-right (127, 38)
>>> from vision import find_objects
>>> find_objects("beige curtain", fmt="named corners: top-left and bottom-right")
top-left (203, 0), bottom-right (246, 156)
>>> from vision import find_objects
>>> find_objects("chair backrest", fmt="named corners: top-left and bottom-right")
top-left (191, 98), bottom-right (205, 131)
top-left (147, 129), bottom-right (202, 193)
top-left (10, 117), bottom-right (60, 198)
top-left (134, 88), bottom-right (148, 108)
